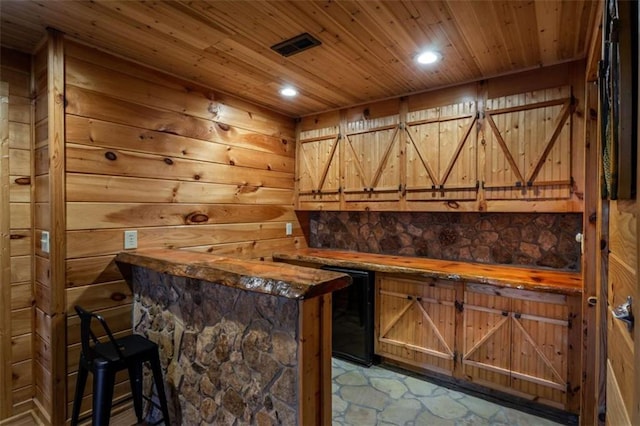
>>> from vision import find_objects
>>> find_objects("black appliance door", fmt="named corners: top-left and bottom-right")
top-left (322, 266), bottom-right (374, 366)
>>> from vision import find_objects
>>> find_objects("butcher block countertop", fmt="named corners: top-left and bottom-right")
top-left (273, 248), bottom-right (582, 295)
top-left (115, 248), bottom-right (351, 299)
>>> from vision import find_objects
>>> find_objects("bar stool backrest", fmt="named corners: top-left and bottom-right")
top-left (75, 305), bottom-right (125, 361)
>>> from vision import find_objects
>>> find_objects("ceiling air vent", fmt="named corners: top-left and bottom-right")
top-left (271, 33), bottom-right (322, 57)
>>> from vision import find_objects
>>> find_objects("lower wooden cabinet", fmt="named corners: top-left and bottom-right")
top-left (375, 273), bottom-right (581, 413)
top-left (463, 283), bottom-right (579, 410)
top-left (376, 274), bottom-right (460, 375)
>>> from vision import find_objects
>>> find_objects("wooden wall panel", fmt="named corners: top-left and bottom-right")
top-left (606, 199), bottom-right (637, 424)
top-left (65, 115), bottom-right (294, 172)
top-left (65, 143), bottom-right (293, 189)
top-left (11, 283), bottom-right (33, 310)
top-left (66, 173), bottom-right (292, 205)
top-left (31, 38), bottom-right (52, 423)
top-left (66, 222), bottom-right (303, 258)
top-left (1, 47), bottom-right (34, 420)
top-left (0, 78), bottom-right (10, 422)
top-left (61, 39), bottom-right (299, 422)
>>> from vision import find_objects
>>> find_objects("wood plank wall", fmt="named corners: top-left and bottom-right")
top-left (0, 47), bottom-right (35, 420)
top-left (32, 39), bottom-right (52, 420)
top-left (606, 198), bottom-right (637, 425)
top-left (62, 40), bottom-right (301, 420)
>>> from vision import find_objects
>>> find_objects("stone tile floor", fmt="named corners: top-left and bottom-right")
top-left (331, 358), bottom-right (563, 426)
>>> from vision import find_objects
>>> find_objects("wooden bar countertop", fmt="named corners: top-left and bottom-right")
top-left (272, 248), bottom-right (582, 295)
top-left (115, 248), bottom-right (351, 299)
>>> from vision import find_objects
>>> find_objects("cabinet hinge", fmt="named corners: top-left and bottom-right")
top-left (455, 300), bottom-right (464, 312)
top-left (453, 350), bottom-right (459, 367)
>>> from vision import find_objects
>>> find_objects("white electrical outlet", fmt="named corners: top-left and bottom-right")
top-left (41, 231), bottom-right (50, 253)
top-left (285, 222), bottom-right (293, 236)
top-left (124, 230), bottom-right (138, 249)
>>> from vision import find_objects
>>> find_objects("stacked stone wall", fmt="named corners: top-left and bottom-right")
top-left (132, 268), bottom-right (300, 425)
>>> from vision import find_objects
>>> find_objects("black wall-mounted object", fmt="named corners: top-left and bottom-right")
top-left (601, 0), bottom-right (638, 200)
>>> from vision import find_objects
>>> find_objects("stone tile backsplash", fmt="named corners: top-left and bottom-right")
top-left (309, 211), bottom-right (582, 271)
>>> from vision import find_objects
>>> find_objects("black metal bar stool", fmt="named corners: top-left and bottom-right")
top-left (71, 305), bottom-right (170, 426)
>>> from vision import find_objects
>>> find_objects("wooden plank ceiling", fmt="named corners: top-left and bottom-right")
top-left (0, 0), bottom-right (599, 117)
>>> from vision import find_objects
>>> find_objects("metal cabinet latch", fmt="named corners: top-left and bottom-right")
top-left (612, 296), bottom-right (634, 331)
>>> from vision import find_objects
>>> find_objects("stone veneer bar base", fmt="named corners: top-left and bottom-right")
top-left (130, 266), bottom-right (332, 425)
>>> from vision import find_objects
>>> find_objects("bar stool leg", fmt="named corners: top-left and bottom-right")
top-left (70, 360), bottom-right (89, 426)
top-left (128, 362), bottom-right (144, 423)
top-left (150, 353), bottom-right (170, 425)
top-left (93, 362), bottom-right (115, 426)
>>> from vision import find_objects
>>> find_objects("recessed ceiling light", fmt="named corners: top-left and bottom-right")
top-left (280, 86), bottom-right (298, 97)
top-left (416, 50), bottom-right (441, 65)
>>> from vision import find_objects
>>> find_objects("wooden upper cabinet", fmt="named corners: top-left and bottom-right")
top-left (405, 100), bottom-right (478, 201)
top-left (297, 125), bottom-right (341, 205)
top-left (343, 114), bottom-right (401, 202)
top-left (294, 63), bottom-right (585, 212)
top-left (483, 86), bottom-right (573, 200)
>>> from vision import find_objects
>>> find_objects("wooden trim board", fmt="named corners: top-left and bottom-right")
top-left (0, 82), bottom-right (12, 419)
top-left (47, 29), bottom-right (67, 425)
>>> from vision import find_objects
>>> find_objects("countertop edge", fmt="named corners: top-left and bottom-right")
top-left (273, 249), bottom-right (583, 295)
top-left (115, 249), bottom-right (352, 300)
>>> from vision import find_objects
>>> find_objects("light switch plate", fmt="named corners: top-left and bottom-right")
top-left (285, 222), bottom-right (293, 236)
top-left (124, 230), bottom-right (138, 249)
top-left (41, 231), bottom-right (50, 253)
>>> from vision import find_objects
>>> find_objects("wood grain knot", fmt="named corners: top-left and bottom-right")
top-left (237, 185), bottom-right (259, 194)
top-left (447, 201), bottom-right (460, 209)
top-left (164, 158), bottom-right (174, 165)
top-left (216, 122), bottom-right (230, 131)
top-left (193, 174), bottom-right (201, 181)
top-left (14, 177), bottom-right (31, 185)
top-left (105, 151), bottom-right (117, 161)
top-left (111, 292), bottom-right (126, 302)
top-left (10, 234), bottom-right (25, 240)
top-left (186, 212), bottom-right (209, 224)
